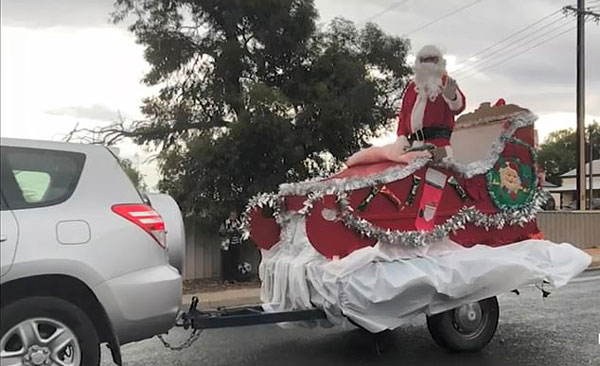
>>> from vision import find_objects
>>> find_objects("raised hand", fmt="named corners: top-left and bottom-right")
top-left (443, 77), bottom-right (458, 100)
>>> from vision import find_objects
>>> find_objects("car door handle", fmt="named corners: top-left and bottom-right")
top-left (0, 236), bottom-right (7, 242)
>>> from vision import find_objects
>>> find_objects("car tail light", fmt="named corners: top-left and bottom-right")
top-left (112, 204), bottom-right (167, 249)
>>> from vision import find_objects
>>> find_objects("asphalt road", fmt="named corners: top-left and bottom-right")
top-left (102, 271), bottom-right (600, 366)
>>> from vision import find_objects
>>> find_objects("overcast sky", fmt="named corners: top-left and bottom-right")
top-left (1, 0), bottom-right (599, 188)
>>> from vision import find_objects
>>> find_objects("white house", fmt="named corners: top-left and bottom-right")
top-left (547, 159), bottom-right (600, 209)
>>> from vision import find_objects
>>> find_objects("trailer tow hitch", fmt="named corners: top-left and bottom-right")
top-left (157, 295), bottom-right (327, 351)
top-left (157, 296), bottom-right (204, 351)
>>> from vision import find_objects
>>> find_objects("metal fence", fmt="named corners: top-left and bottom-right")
top-left (183, 212), bottom-right (599, 280)
top-left (183, 219), bottom-right (261, 280)
top-left (537, 211), bottom-right (600, 250)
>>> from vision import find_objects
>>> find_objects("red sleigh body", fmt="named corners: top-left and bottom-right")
top-left (247, 105), bottom-right (544, 259)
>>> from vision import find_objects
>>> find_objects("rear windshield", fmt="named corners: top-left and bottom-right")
top-left (0, 146), bottom-right (86, 210)
top-left (105, 147), bottom-right (149, 204)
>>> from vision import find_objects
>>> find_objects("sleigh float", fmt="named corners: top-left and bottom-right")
top-left (235, 102), bottom-right (589, 348)
top-left (173, 103), bottom-right (590, 354)
top-left (246, 102), bottom-right (546, 257)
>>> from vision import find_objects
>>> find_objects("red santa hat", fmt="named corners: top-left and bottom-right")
top-left (505, 161), bottom-right (519, 171)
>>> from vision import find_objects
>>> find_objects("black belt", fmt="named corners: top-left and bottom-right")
top-left (406, 127), bottom-right (452, 143)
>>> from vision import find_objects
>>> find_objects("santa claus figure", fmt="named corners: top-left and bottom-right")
top-left (397, 45), bottom-right (466, 150)
top-left (345, 45), bottom-right (465, 167)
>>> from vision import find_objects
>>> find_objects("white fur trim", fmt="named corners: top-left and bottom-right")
top-left (443, 90), bottom-right (463, 111)
top-left (410, 91), bottom-right (427, 133)
top-left (416, 45), bottom-right (443, 60)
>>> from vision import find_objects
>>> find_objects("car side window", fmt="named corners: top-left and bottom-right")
top-left (0, 146), bottom-right (86, 210)
top-left (13, 171), bottom-right (52, 203)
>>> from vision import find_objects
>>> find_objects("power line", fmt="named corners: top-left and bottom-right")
top-left (453, 16), bottom-right (573, 76)
top-left (453, 14), bottom-right (570, 75)
top-left (453, 8), bottom-right (563, 68)
top-left (403, 0), bottom-right (483, 36)
top-left (563, 4), bottom-right (600, 24)
top-left (460, 24), bottom-right (580, 80)
top-left (460, 26), bottom-right (576, 80)
top-left (456, 21), bottom-right (575, 78)
top-left (362, 0), bottom-right (411, 23)
top-left (587, 0), bottom-right (600, 8)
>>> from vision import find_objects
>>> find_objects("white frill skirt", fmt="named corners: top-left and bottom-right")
top-left (258, 216), bottom-right (591, 333)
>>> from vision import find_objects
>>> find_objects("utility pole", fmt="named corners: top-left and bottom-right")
top-left (575, 0), bottom-right (586, 210)
top-left (589, 129), bottom-right (594, 209)
top-left (563, 2), bottom-right (600, 210)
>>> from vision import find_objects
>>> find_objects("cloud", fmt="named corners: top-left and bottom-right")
top-left (2, 0), bottom-right (597, 190)
top-left (1, 0), bottom-right (117, 28)
top-left (3, 0), bottom-right (599, 148)
top-left (46, 104), bottom-right (125, 122)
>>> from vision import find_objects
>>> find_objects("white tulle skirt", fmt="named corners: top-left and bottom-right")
top-left (259, 216), bottom-right (591, 333)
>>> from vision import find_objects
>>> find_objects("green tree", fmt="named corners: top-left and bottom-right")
top-left (538, 121), bottom-right (600, 185)
top-left (120, 158), bottom-right (147, 191)
top-left (111, 0), bottom-right (411, 225)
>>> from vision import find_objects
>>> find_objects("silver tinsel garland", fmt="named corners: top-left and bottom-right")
top-left (239, 192), bottom-right (280, 240)
top-left (278, 112), bottom-right (537, 195)
top-left (336, 188), bottom-right (547, 248)
top-left (240, 190), bottom-right (325, 239)
top-left (436, 112), bottom-right (537, 178)
top-left (279, 157), bottom-right (430, 197)
top-left (240, 112), bottom-right (546, 247)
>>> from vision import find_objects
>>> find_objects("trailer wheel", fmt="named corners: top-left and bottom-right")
top-left (426, 296), bottom-right (499, 352)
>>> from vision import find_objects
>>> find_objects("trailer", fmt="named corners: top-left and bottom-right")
top-left (165, 294), bottom-right (500, 353)
top-left (157, 103), bottom-right (590, 355)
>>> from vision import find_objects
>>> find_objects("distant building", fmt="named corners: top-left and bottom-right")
top-left (542, 181), bottom-right (559, 210)
top-left (547, 159), bottom-right (600, 209)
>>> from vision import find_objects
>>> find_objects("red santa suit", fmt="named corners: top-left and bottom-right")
top-left (397, 74), bottom-right (466, 147)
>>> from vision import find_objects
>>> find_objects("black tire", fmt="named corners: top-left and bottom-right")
top-left (426, 296), bottom-right (499, 352)
top-left (0, 296), bottom-right (100, 366)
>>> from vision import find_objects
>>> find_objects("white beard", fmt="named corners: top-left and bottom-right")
top-left (413, 62), bottom-right (445, 101)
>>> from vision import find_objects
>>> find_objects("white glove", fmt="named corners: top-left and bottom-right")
top-left (442, 77), bottom-right (458, 101)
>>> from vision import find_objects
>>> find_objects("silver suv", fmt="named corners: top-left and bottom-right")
top-left (0, 138), bottom-right (184, 366)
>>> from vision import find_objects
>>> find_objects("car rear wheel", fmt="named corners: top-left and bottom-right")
top-left (426, 296), bottom-right (499, 352)
top-left (0, 296), bottom-right (100, 366)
